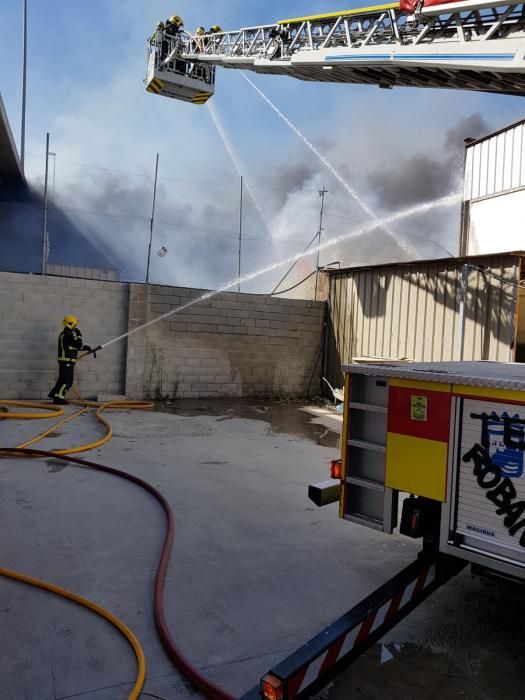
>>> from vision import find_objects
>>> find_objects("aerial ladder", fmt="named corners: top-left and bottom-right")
top-left (146, 1), bottom-right (525, 99)
top-left (145, 4), bottom-right (525, 700)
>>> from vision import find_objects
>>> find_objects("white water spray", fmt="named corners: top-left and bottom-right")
top-left (101, 190), bottom-right (460, 351)
top-left (240, 72), bottom-right (415, 257)
top-left (207, 101), bottom-right (273, 236)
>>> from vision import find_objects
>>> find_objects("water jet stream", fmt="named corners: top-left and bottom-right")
top-left (101, 191), bottom-right (460, 351)
top-left (207, 101), bottom-right (273, 236)
top-left (240, 71), bottom-right (415, 257)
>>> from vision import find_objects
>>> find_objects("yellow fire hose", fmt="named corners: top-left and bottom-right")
top-left (0, 565), bottom-right (146, 699)
top-left (0, 400), bottom-right (64, 420)
top-left (0, 398), bottom-right (153, 455)
top-left (0, 390), bottom-right (154, 699)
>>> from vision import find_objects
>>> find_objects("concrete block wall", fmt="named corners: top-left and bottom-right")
top-left (0, 272), bottom-right (128, 400)
top-left (0, 272), bottom-right (325, 400)
top-left (126, 284), bottom-right (325, 399)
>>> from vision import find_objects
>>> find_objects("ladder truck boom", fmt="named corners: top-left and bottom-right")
top-left (146, 1), bottom-right (525, 99)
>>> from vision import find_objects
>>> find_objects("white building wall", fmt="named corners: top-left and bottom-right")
top-left (468, 190), bottom-right (525, 255)
top-left (464, 119), bottom-right (525, 255)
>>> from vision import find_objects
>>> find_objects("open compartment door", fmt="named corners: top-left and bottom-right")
top-left (341, 372), bottom-right (398, 533)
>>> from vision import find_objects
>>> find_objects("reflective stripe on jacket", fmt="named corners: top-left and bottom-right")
top-left (58, 327), bottom-right (83, 363)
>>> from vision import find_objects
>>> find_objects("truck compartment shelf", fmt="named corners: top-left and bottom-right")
top-left (348, 438), bottom-right (386, 453)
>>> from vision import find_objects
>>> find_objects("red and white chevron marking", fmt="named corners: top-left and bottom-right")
top-left (287, 564), bottom-right (436, 698)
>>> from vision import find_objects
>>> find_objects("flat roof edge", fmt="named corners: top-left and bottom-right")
top-left (326, 250), bottom-right (525, 275)
top-left (342, 361), bottom-right (525, 391)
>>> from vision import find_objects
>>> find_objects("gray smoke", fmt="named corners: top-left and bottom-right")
top-left (49, 172), bottom-right (245, 287)
top-left (0, 183), bottom-right (113, 273)
top-left (1, 112), bottom-right (493, 288)
top-left (264, 112), bottom-right (491, 269)
top-left (367, 113), bottom-right (489, 209)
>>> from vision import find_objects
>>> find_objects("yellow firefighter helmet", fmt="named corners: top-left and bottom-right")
top-left (169, 15), bottom-right (183, 28)
top-left (63, 315), bottom-right (78, 329)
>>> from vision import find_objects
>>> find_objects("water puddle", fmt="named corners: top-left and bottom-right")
top-left (323, 640), bottom-right (522, 700)
top-left (156, 399), bottom-right (340, 448)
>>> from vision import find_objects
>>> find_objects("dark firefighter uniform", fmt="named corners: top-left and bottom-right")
top-left (161, 15), bottom-right (186, 73)
top-left (48, 315), bottom-right (91, 404)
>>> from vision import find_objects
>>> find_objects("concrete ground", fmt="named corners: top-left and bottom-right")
top-left (0, 399), bottom-right (524, 700)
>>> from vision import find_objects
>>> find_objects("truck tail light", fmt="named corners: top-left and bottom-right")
top-left (400, 496), bottom-right (424, 538)
top-left (330, 459), bottom-right (342, 479)
top-left (261, 674), bottom-right (284, 700)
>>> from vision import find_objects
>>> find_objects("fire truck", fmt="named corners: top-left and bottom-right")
top-left (292, 360), bottom-right (525, 700)
top-left (145, 3), bottom-right (525, 698)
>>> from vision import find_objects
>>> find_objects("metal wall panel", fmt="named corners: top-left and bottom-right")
top-left (326, 255), bottom-right (521, 386)
top-left (464, 120), bottom-right (525, 202)
top-left (468, 190), bottom-right (525, 255)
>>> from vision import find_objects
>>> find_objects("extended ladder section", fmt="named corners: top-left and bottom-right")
top-left (176, 1), bottom-right (525, 95)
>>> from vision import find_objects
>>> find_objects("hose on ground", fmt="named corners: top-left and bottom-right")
top-left (0, 400), bottom-right (64, 420)
top-left (0, 447), bottom-right (236, 700)
top-left (0, 563), bottom-right (146, 700)
top-left (0, 399), bottom-right (154, 456)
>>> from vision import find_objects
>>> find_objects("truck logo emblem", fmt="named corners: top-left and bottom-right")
top-left (410, 395), bottom-right (427, 421)
top-left (463, 410), bottom-right (525, 549)
top-left (471, 411), bottom-right (525, 478)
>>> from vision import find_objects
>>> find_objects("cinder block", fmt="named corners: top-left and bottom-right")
top-left (190, 383), bottom-right (209, 391)
top-left (102, 281), bottom-right (123, 291)
top-left (221, 382), bottom-right (241, 394)
top-left (169, 321), bottom-right (188, 332)
top-left (172, 287), bottom-right (192, 297)
top-left (62, 278), bottom-right (84, 288)
top-left (186, 322), bottom-right (216, 333)
top-left (187, 313), bottom-right (214, 324)
top-left (0, 290), bottom-right (24, 302)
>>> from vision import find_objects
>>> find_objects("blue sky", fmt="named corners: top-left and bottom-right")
top-left (1, 1), bottom-right (524, 290)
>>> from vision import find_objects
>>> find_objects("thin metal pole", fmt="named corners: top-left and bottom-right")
top-left (42, 132), bottom-right (49, 275)
top-left (50, 152), bottom-right (56, 192)
top-left (237, 175), bottom-right (243, 293)
top-left (21, 0), bottom-right (27, 172)
top-left (315, 186), bottom-right (328, 300)
top-left (455, 262), bottom-right (469, 360)
top-left (146, 153), bottom-right (159, 284)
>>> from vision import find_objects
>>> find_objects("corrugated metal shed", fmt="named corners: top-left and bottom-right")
top-left (325, 252), bottom-right (524, 386)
